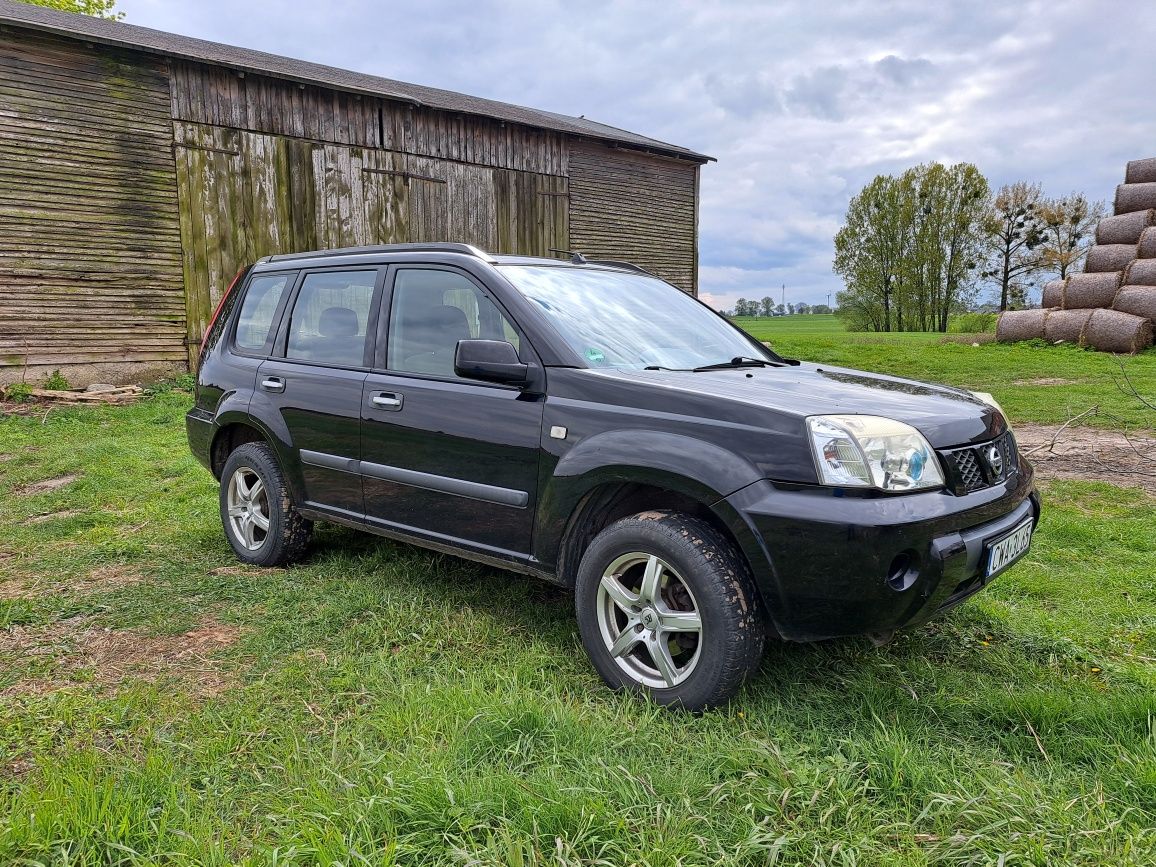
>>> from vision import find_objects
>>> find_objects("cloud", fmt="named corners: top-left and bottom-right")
top-left (119, 0), bottom-right (1156, 309)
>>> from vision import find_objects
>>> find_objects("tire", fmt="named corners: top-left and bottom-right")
top-left (219, 442), bottom-right (313, 566)
top-left (574, 510), bottom-right (765, 710)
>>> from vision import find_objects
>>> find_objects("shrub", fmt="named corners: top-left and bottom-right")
top-left (4, 382), bottom-right (33, 402)
top-left (949, 312), bottom-right (998, 334)
top-left (43, 369), bottom-right (71, 390)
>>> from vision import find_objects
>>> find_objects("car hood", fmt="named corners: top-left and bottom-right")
top-left (590, 362), bottom-right (1003, 448)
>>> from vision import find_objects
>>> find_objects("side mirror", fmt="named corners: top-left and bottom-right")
top-left (454, 339), bottom-right (530, 386)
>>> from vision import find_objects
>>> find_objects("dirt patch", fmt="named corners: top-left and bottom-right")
top-left (1, 755), bottom-right (35, 781)
top-left (16, 474), bottom-right (78, 496)
top-left (0, 616), bottom-right (246, 699)
top-left (1011, 378), bottom-right (1080, 387)
top-left (22, 509), bottom-right (81, 525)
top-left (939, 334), bottom-right (997, 345)
top-left (1016, 424), bottom-right (1156, 496)
top-left (0, 564), bottom-right (147, 601)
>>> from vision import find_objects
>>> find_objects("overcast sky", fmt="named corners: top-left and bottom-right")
top-left (119, 0), bottom-right (1156, 311)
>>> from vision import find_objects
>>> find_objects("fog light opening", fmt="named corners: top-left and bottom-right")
top-left (887, 550), bottom-right (920, 592)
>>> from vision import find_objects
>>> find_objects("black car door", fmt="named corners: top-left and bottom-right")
top-left (360, 265), bottom-right (544, 558)
top-left (254, 267), bottom-right (384, 518)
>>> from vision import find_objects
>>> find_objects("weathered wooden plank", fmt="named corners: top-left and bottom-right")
top-left (0, 30), bottom-right (186, 372)
top-left (567, 140), bottom-right (698, 293)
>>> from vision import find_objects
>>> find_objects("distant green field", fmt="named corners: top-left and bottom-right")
top-left (733, 315), bottom-right (1156, 430)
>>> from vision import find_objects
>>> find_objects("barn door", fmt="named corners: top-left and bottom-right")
top-left (494, 170), bottom-right (569, 257)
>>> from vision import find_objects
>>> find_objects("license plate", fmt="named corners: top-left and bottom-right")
top-left (985, 518), bottom-right (1033, 577)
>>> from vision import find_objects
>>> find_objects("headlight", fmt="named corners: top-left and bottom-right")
top-left (807, 415), bottom-right (944, 492)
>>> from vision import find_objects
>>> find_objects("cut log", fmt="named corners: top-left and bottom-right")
top-left (1084, 244), bottom-right (1138, 273)
top-left (1115, 183), bottom-right (1156, 216)
top-left (1043, 309), bottom-right (1092, 343)
top-left (1139, 227), bottom-right (1156, 259)
top-left (1062, 271), bottom-right (1122, 309)
top-left (1096, 209), bottom-right (1156, 244)
top-left (1112, 285), bottom-right (1156, 322)
top-left (1082, 308), bottom-right (1153, 353)
top-left (1125, 157), bottom-right (1156, 184)
top-left (996, 308), bottom-right (1049, 343)
top-left (1123, 259), bottom-right (1156, 286)
top-left (1042, 279), bottom-right (1065, 309)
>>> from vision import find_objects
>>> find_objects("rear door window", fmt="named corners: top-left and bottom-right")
top-left (285, 270), bottom-right (379, 368)
top-left (233, 273), bottom-right (292, 353)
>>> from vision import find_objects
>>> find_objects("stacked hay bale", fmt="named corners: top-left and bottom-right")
top-left (997, 157), bottom-right (1156, 353)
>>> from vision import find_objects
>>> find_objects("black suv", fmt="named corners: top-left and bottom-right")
top-left (188, 243), bottom-right (1039, 709)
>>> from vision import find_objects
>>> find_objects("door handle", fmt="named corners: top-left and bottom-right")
top-left (260, 377), bottom-right (285, 393)
top-left (371, 392), bottom-right (403, 411)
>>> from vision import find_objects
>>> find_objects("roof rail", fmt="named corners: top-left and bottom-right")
top-left (586, 258), bottom-right (658, 278)
top-left (261, 243), bottom-right (495, 263)
top-left (547, 248), bottom-right (657, 278)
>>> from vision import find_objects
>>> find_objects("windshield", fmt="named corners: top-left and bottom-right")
top-left (499, 265), bottom-right (770, 370)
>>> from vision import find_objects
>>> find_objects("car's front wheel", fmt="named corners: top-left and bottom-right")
top-left (574, 511), bottom-right (765, 710)
top-left (219, 442), bottom-right (312, 566)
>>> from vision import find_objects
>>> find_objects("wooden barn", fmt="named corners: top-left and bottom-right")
top-left (0, 1), bottom-right (710, 384)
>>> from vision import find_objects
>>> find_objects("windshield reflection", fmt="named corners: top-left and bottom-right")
top-left (499, 265), bottom-right (768, 370)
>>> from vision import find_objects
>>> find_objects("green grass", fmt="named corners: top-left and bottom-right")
top-left (1, 358), bottom-right (1154, 864)
top-left (738, 314), bottom-right (1156, 430)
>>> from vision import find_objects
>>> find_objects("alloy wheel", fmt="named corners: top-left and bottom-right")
top-left (226, 466), bottom-right (270, 551)
top-left (595, 552), bottom-right (703, 689)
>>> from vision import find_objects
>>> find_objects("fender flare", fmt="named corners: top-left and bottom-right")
top-left (208, 404), bottom-right (305, 502)
top-left (535, 430), bottom-right (774, 586)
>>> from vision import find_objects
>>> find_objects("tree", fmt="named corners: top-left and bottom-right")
top-left (774, 303), bottom-right (785, 316)
top-left (833, 173), bottom-right (915, 332)
top-left (834, 162), bottom-right (989, 332)
top-left (982, 182), bottom-right (1046, 312)
top-left (812, 304), bottom-right (832, 315)
top-left (759, 296), bottom-right (774, 317)
top-left (15, 0), bottom-right (123, 18)
top-left (795, 302), bottom-right (811, 315)
top-left (1037, 193), bottom-right (1105, 279)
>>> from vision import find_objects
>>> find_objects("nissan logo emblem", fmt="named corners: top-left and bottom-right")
top-left (985, 444), bottom-right (1004, 476)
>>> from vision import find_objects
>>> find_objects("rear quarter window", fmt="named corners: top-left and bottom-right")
top-left (234, 274), bottom-right (292, 353)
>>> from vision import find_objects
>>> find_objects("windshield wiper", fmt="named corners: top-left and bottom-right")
top-left (692, 356), bottom-right (778, 372)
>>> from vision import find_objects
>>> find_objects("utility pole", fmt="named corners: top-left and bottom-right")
top-left (781, 283), bottom-right (785, 311)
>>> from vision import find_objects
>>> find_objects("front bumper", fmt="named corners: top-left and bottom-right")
top-left (724, 462), bottom-right (1039, 642)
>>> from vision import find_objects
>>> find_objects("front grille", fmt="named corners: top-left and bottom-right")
top-left (939, 431), bottom-right (1018, 495)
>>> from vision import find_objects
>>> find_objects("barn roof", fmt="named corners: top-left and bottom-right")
top-left (0, 0), bottom-right (711, 163)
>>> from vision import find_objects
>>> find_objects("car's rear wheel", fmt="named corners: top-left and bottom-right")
top-left (575, 510), bottom-right (764, 710)
top-left (219, 442), bottom-right (312, 566)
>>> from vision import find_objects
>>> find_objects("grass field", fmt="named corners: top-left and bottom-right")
top-left (1, 333), bottom-right (1155, 865)
top-left (737, 314), bottom-right (1156, 430)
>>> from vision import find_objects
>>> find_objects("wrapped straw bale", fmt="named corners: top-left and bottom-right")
top-left (996, 308), bottom-right (1049, 343)
top-left (1084, 244), bottom-right (1138, 273)
top-left (1096, 209), bottom-right (1155, 244)
top-left (1044, 309), bottom-right (1093, 343)
top-left (1041, 279), bottom-right (1065, 308)
top-left (1062, 271), bottom-right (1122, 309)
top-left (1139, 227), bottom-right (1156, 259)
top-left (1112, 286), bottom-right (1156, 322)
top-left (1081, 308), bottom-right (1153, 353)
top-left (1115, 183), bottom-right (1156, 216)
top-left (1125, 157), bottom-right (1156, 184)
top-left (1123, 259), bottom-right (1156, 286)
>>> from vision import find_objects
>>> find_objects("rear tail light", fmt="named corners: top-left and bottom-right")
top-left (199, 267), bottom-right (248, 364)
